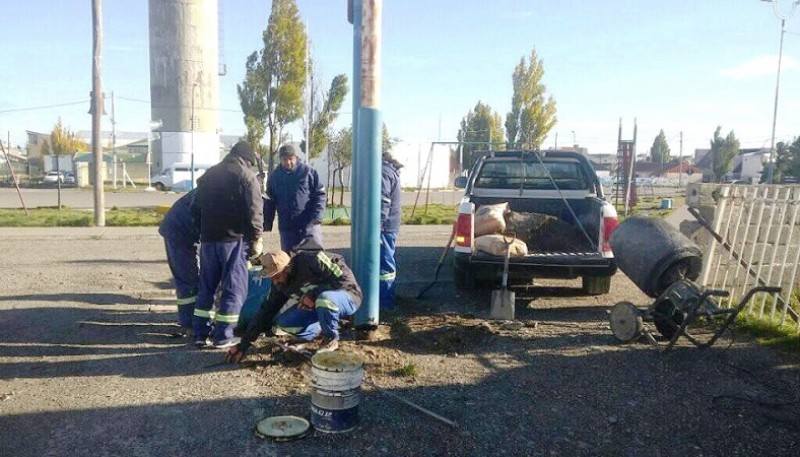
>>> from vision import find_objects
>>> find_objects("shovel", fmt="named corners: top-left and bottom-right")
top-left (489, 232), bottom-right (516, 320)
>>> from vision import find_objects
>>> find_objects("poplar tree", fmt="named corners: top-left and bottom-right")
top-left (650, 129), bottom-right (671, 165)
top-left (505, 49), bottom-right (557, 150)
top-left (457, 101), bottom-right (504, 170)
top-left (710, 126), bottom-right (740, 182)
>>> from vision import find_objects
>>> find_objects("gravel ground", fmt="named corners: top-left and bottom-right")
top-left (0, 224), bottom-right (798, 456)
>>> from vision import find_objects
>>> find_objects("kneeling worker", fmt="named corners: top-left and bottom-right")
top-left (225, 246), bottom-right (362, 362)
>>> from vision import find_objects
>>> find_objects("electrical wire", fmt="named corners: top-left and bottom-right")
top-left (0, 100), bottom-right (90, 114)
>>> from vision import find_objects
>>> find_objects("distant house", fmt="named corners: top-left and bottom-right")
top-left (694, 148), bottom-right (767, 183)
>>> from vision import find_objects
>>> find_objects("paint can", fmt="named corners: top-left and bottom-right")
top-left (660, 198), bottom-right (673, 209)
top-left (310, 351), bottom-right (365, 433)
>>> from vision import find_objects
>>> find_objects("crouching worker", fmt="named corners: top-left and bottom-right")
top-left (225, 247), bottom-right (362, 363)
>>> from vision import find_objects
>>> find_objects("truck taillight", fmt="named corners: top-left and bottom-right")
top-left (455, 213), bottom-right (472, 247)
top-left (602, 216), bottom-right (619, 253)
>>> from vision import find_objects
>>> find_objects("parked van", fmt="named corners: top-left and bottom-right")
top-left (152, 163), bottom-right (211, 191)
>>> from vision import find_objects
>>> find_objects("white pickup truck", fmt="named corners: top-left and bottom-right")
top-left (453, 150), bottom-right (619, 295)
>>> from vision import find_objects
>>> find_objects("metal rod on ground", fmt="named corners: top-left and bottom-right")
top-left (270, 341), bottom-right (457, 427)
top-left (362, 377), bottom-right (458, 428)
top-left (0, 140), bottom-right (28, 215)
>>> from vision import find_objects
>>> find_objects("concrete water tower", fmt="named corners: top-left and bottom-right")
top-left (148, 0), bottom-right (220, 175)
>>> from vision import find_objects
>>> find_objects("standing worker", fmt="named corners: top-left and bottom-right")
top-left (191, 141), bottom-right (264, 349)
top-left (264, 143), bottom-right (326, 251)
top-left (158, 189), bottom-right (200, 337)
top-left (380, 152), bottom-right (403, 311)
top-left (224, 243), bottom-right (362, 363)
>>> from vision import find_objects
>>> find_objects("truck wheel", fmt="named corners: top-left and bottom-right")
top-left (453, 264), bottom-right (475, 290)
top-left (154, 182), bottom-right (165, 191)
top-left (582, 275), bottom-right (611, 295)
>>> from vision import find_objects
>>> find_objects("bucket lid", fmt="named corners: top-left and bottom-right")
top-left (255, 416), bottom-right (310, 442)
top-left (311, 351), bottom-right (365, 372)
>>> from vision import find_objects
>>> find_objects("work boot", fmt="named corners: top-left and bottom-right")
top-left (194, 338), bottom-right (212, 349)
top-left (317, 337), bottom-right (339, 353)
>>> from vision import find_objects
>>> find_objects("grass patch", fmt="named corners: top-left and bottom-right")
top-left (0, 207), bottom-right (162, 227)
top-left (402, 204), bottom-right (456, 225)
top-left (734, 313), bottom-right (800, 353)
top-left (394, 363), bottom-right (418, 377)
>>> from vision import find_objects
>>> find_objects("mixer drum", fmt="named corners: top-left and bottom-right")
top-left (610, 216), bottom-right (703, 298)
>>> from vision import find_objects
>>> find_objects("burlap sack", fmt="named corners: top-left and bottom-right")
top-left (474, 202), bottom-right (509, 237)
top-left (475, 234), bottom-right (529, 257)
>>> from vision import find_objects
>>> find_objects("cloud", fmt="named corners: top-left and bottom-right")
top-left (719, 55), bottom-right (798, 79)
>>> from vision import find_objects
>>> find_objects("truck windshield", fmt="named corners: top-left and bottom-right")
top-left (474, 160), bottom-right (588, 190)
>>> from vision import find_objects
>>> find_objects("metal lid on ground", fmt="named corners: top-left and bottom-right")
top-left (255, 416), bottom-right (310, 442)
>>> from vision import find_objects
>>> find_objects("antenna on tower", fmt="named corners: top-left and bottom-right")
top-left (218, 0), bottom-right (227, 76)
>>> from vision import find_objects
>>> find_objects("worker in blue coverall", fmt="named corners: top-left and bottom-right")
top-left (380, 153), bottom-right (403, 310)
top-left (264, 143), bottom-right (326, 251)
top-left (223, 241), bottom-right (363, 362)
top-left (158, 189), bottom-right (200, 336)
top-left (191, 141), bottom-right (264, 349)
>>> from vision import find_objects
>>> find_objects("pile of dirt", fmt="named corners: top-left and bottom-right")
top-left (506, 211), bottom-right (592, 252)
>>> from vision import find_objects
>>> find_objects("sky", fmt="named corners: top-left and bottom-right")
top-left (1, 0), bottom-right (799, 160)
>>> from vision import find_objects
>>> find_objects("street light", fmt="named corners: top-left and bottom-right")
top-left (145, 119), bottom-right (162, 192)
top-left (760, 0), bottom-right (800, 183)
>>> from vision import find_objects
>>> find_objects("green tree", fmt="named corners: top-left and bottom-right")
top-left (240, 0), bottom-right (307, 173)
top-left (505, 49), bottom-right (557, 149)
top-left (40, 139), bottom-right (51, 156)
top-left (773, 136), bottom-right (800, 182)
top-left (237, 51), bottom-right (267, 158)
top-left (303, 73), bottom-right (349, 159)
top-left (329, 127), bottom-right (352, 206)
top-left (457, 101), bottom-right (504, 171)
top-left (710, 126), bottom-right (740, 182)
top-left (650, 129), bottom-right (671, 165)
top-left (382, 124), bottom-right (399, 154)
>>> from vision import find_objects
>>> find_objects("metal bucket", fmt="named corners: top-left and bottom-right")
top-left (310, 351), bottom-right (364, 433)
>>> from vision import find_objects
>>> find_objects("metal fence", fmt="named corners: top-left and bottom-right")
top-left (696, 184), bottom-right (800, 331)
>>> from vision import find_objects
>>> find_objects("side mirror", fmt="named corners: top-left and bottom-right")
top-left (454, 176), bottom-right (467, 189)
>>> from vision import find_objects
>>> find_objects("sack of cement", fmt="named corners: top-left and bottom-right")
top-left (474, 202), bottom-right (509, 237)
top-left (475, 234), bottom-right (529, 257)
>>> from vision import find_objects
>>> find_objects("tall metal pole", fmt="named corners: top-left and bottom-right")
top-left (349, 0), bottom-right (363, 291)
top-left (767, 18), bottom-right (786, 184)
top-left (679, 131), bottom-right (684, 187)
top-left (191, 83), bottom-right (196, 190)
top-left (111, 90), bottom-right (117, 189)
top-left (91, 0), bottom-right (105, 226)
top-left (353, 0), bottom-right (382, 331)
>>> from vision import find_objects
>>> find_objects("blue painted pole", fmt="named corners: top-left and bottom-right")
top-left (355, 108), bottom-right (381, 327)
top-left (353, 0), bottom-right (382, 329)
top-left (350, 0), bottom-right (362, 277)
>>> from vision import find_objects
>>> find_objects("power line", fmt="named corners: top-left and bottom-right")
top-left (0, 100), bottom-right (90, 114)
top-left (117, 95), bottom-right (242, 113)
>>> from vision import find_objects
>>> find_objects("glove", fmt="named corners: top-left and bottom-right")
top-left (247, 236), bottom-right (263, 260)
top-left (224, 343), bottom-right (247, 364)
top-left (298, 294), bottom-right (315, 311)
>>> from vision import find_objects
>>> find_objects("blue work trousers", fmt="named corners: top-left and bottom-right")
top-left (280, 224), bottom-right (323, 252)
top-left (379, 231), bottom-right (398, 310)
top-left (193, 240), bottom-right (248, 343)
top-left (274, 290), bottom-right (358, 341)
top-left (164, 239), bottom-right (199, 328)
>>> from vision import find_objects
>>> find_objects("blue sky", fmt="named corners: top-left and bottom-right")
top-left (1, 0), bottom-right (798, 159)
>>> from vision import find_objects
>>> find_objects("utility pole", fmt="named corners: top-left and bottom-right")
top-left (767, 18), bottom-right (786, 184)
top-left (91, 0), bottom-right (105, 226)
top-left (678, 131), bottom-right (684, 187)
top-left (111, 90), bottom-right (116, 189)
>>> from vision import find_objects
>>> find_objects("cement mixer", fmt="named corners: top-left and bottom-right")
top-left (607, 216), bottom-right (780, 351)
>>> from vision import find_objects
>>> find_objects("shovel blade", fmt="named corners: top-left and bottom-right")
top-left (489, 290), bottom-right (515, 320)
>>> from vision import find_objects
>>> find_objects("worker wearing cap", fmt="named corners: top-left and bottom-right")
top-left (380, 152), bottom-right (403, 311)
top-left (158, 188), bottom-right (200, 336)
top-left (264, 143), bottom-right (326, 251)
top-left (191, 141), bottom-right (264, 349)
top-left (224, 244), bottom-right (362, 362)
